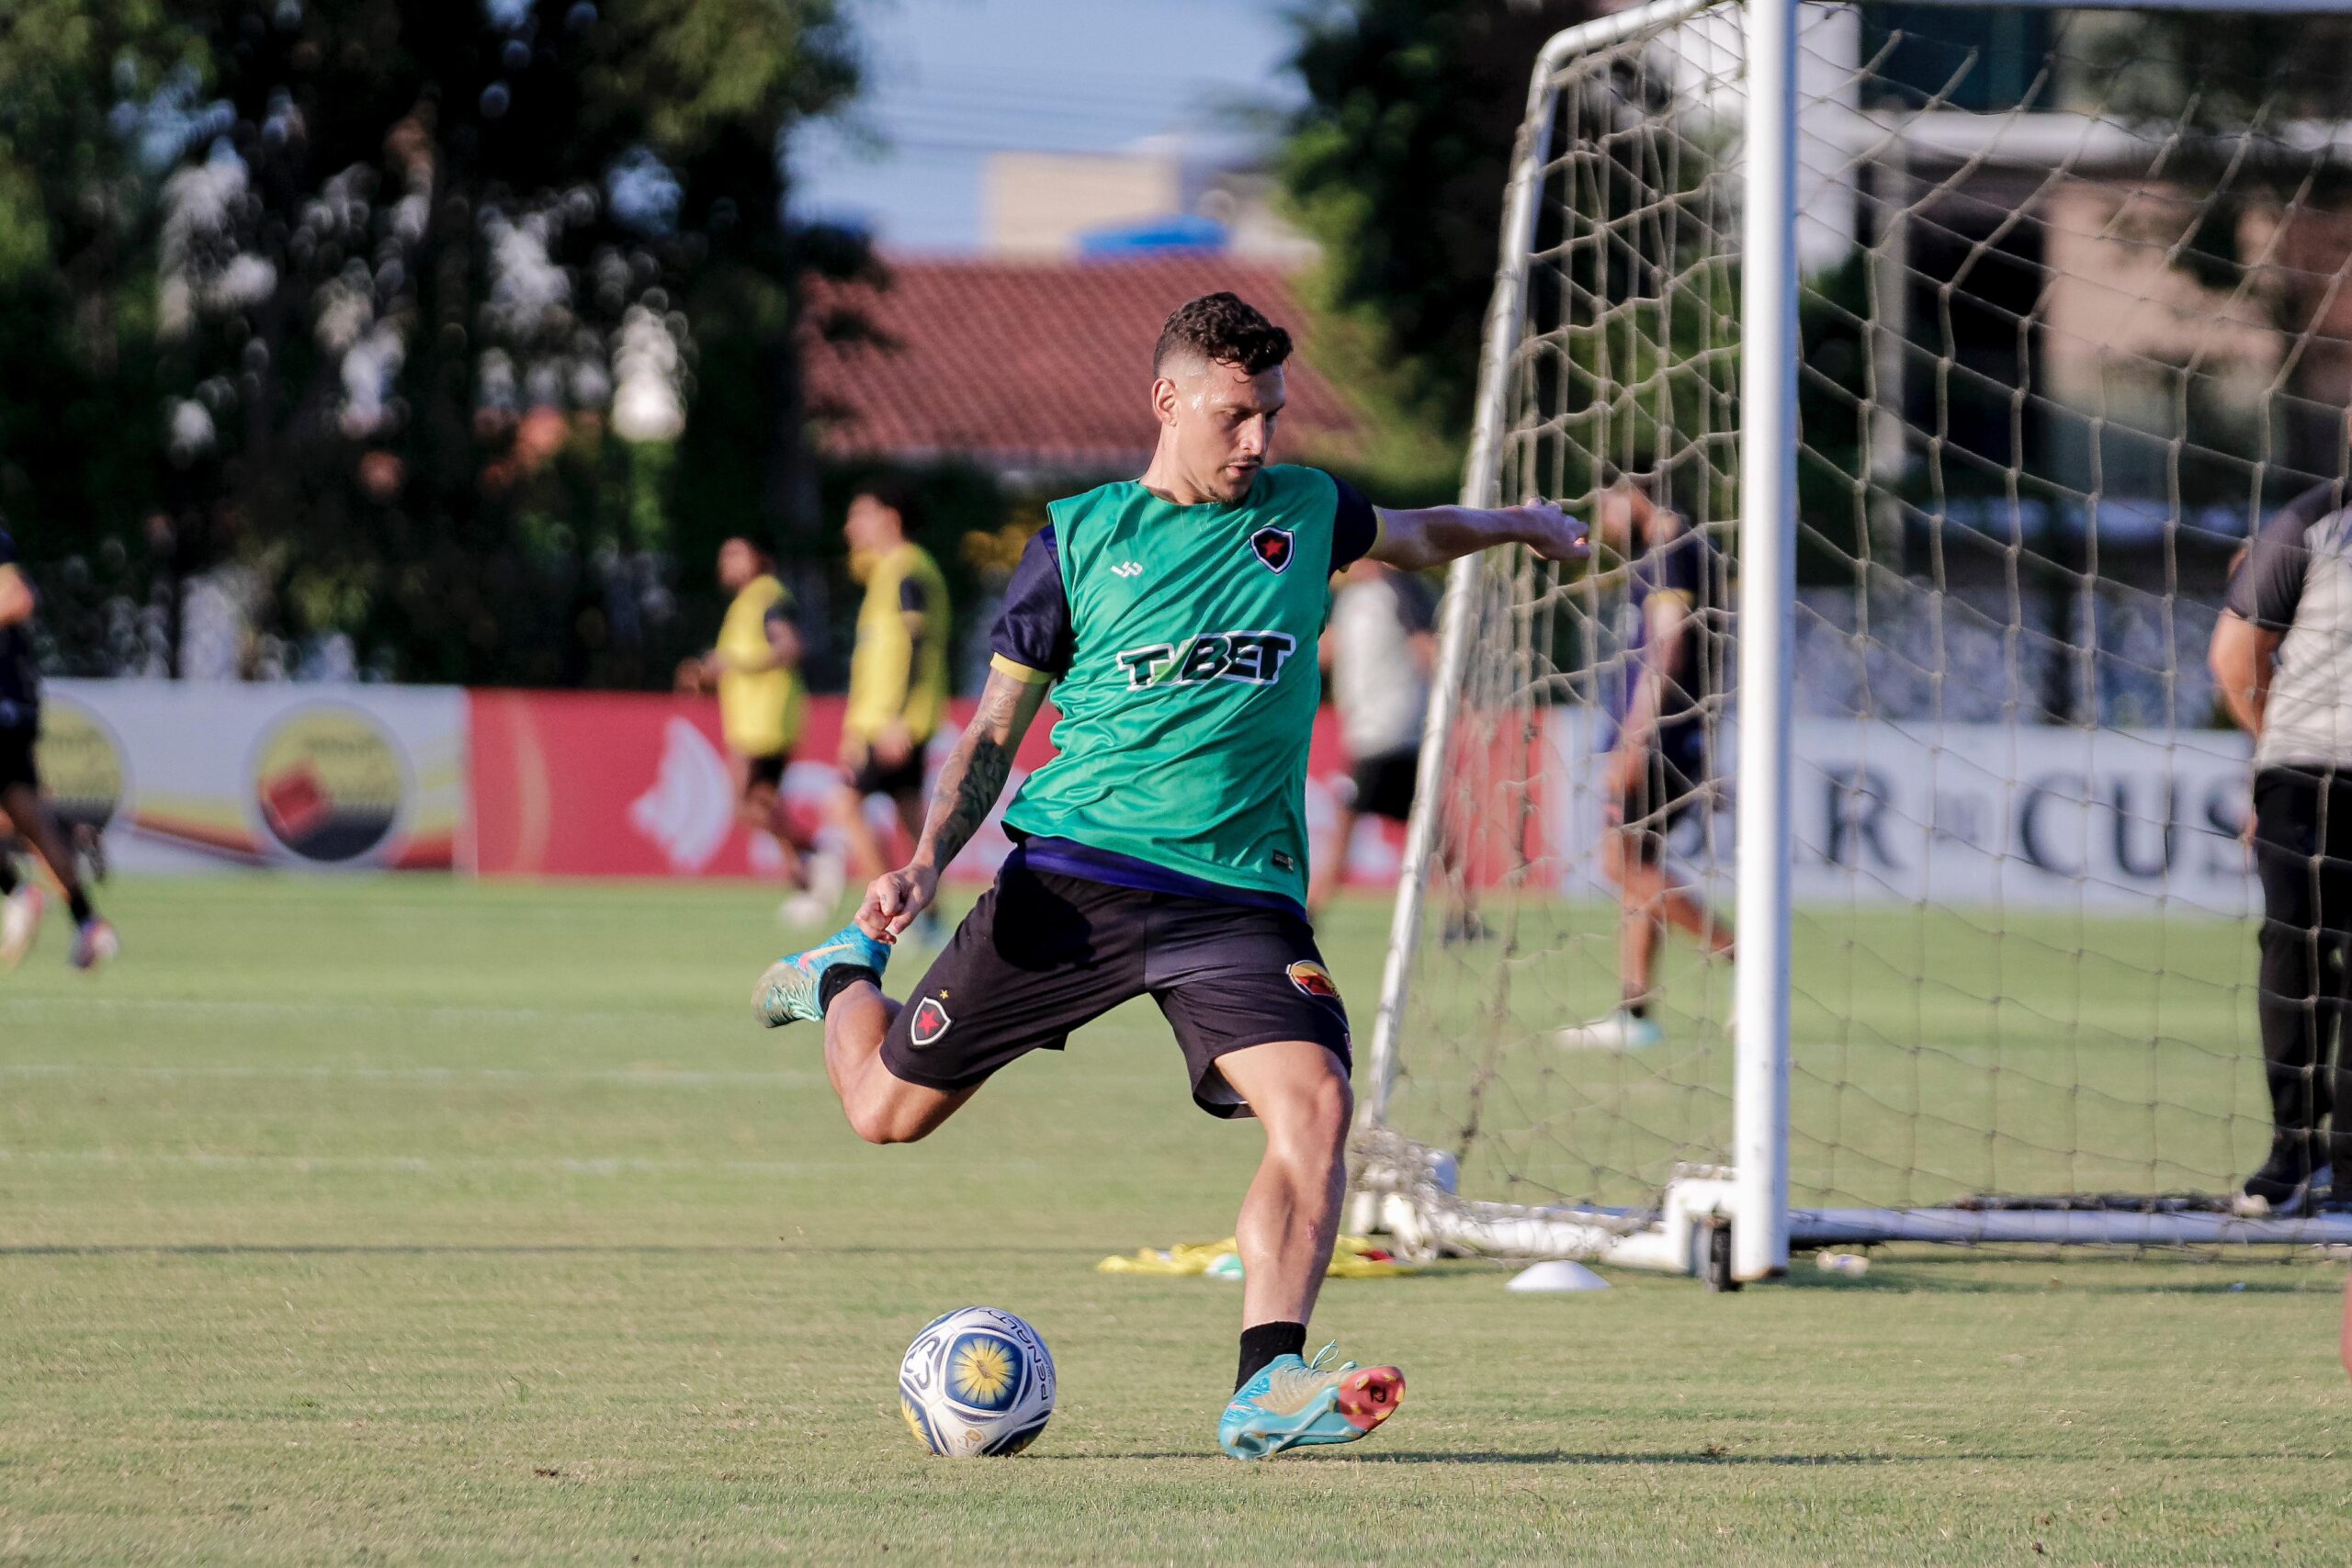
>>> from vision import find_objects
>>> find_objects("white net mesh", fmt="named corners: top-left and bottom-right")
top-left (1372, 0), bottom-right (2352, 1248)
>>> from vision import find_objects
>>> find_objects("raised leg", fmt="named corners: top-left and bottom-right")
top-left (820, 980), bottom-right (973, 1145)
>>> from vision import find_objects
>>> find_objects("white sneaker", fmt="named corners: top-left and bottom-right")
top-left (1, 886), bottom-right (44, 971)
top-left (70, 918), bottom-right (119, 972)
top-left (778, 850), bottom-right (847, 930)
top-left (1555, 1009), bottom-right (1664, 1051)
top-left (806, 850), bottom-right (846, 908)
top-left (778, 890), bottom-right (831, 930)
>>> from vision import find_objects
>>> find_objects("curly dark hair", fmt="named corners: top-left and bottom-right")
top-left (1153, 292), bottom-right (1293, 377)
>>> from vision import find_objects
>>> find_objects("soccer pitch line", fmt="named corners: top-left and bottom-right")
top-left (0, 1062), bottom-right (829, 1089)
top-left (0, 995), bottom-right (683, 1026)
top-left (0, 1147), bottom-right (1046, 1178)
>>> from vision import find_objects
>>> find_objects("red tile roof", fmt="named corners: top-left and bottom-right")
top-left (802, 256), bottom-right (1367, 474)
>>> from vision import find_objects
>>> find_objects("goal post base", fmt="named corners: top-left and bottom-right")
top-left (1350, 1133), bottom-right (1756, 1280)
top-left (1351, 1134), bottom-right (2352, 1275)
top-left (1792, 1206), bottom-right (2352, 1249)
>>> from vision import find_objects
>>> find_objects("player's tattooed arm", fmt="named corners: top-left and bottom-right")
top-left (863, 668), bottom-right (1048, 942)
top-left (1368, 499), bottom-right (1592, 573)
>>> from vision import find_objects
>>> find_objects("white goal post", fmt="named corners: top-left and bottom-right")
top-left (1351, 0), bottom-right (2352, 1282)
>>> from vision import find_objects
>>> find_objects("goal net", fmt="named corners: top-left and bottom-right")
top-left (1353, 0), bottom-right (2352, 1275)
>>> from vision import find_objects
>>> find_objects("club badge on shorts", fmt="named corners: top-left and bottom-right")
top-left (1286, 959), bottom-right (1341, 1004)
top-left (1249, 525), bottom-right (1295, 573)
top-left (910, 996), bottom-right (953, 1048)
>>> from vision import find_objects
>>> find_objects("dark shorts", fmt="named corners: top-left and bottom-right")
top-left (880, 866), bottom-right (1352, 1119)
top-left (850, 746), bottom-right (928, 801)
top-left (0, 724), bottom-right (35, 795)
top-left (1347, 748), bottom-right (1420, 823)
top-left (1613, 745), bottom-right (1707, 867)
top-left (742, 751), bottom-right (787, 792)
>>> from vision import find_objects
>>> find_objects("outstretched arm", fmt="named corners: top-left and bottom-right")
top-left (1367, 500), bottom-right (1590, 573)
top-left (856, 666), bottom-right (1051, 942)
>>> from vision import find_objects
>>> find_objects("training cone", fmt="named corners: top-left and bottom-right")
top-left (1506, 1260), bottom-right (1611, 1293)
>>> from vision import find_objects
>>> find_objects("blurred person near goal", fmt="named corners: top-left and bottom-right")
top-left (1306, 557), bottom-right (1458, 929)
top-left (1557, 476), bottom-right (1733, 1053)
top-left (2211, 471), bottom-right (2352, 1217)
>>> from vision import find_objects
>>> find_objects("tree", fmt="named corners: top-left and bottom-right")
top-left (0, 1), bottom-right (198, 671)
top-left (144, 0), bottom-right (871, 685)
top-left (1281, 0), bottom-right (1604, 497)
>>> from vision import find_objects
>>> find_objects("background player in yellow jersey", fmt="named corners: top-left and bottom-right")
top-left (681, 537), bottom-right (837, 925)
top-left (829, 479), bottom-right (950, 936)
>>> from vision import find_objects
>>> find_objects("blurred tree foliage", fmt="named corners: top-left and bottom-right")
top-left (0, 0), bottom-right (870, 685)
top-left (1280, 0), bottom-right (1604, 502)
top-left (0, 3), bottom-right (198, 672)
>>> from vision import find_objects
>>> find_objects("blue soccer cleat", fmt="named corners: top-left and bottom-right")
top-left (1217, 1343), bottom-right (1405, 1461)
top-left (753, 922), bottom-right (890, 1028)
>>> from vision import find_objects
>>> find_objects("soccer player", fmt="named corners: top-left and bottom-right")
top-left (2211, 474), bottom-right (2352, 1216)
top-left (752, 293), bottom-right (1589, 1458)
top-left (1306, 556), bottom-right (1439, 920)
top-left (0, 525), bottom-right (117, 971)
top-left (828, 480), bottom-right (950, 931)
top-left (1557, 477), bottom-right (1733, 1051)
top-left (680, 537), bottom-right (837, 925)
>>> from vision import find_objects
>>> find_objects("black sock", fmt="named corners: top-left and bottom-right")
top-left (1237, 1321), bottom-right (1307, 1391)
top-left (1626, 998), bottom-right (1649, 1020)
top-left (67, 886), bottom-right (93, 926)
top-left (0, 859), bottom-right (16, 897)
top-left (817, 964), bottom-right (878, 1017)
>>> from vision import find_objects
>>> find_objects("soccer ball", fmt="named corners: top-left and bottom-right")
top-left (897, 1306), bottom-right (1056, 1458)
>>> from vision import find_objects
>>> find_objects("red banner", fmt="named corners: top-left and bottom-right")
top-left (466, 689), bottom-right (1467, 886)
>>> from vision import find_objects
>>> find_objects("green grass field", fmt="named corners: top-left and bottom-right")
top-left (2, 878), bottom-right (2346, 1564)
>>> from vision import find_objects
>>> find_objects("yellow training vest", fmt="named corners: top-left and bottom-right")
top-left (845, 543), bottom-right (949, 743)
top-left (718, 574), bottom-right (804, 756)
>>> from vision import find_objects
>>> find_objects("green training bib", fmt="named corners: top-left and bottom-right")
top-left (1003, 465), bottom-right (1344, 904)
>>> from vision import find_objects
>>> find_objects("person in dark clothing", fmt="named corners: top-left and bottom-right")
top-left (2211, 478), bottom-right (2352, 1214)
top-left (0, 525), bottom-right (117, 972)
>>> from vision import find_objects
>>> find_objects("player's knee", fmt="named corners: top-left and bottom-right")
top-left (1272, 1068), bottom-right (1352, 1157)
top-left (846, 1100), bottom-right (929, 1145)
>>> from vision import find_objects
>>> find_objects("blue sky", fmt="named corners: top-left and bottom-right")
top-left (793, 0), bottom-right (1305, 252)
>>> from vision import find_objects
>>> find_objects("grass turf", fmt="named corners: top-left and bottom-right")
top-left (0, 877), bottom-right (2346, 1563)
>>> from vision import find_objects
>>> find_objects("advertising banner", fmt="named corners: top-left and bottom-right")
top-left (467, 691), bottom-right (1052, 881)
top-left (35, 679), bottom-right (468, 874)
top-left (1544, 712), bottom-right (2256, 915)
top-left (468, 689), bottom-right (1423, 887)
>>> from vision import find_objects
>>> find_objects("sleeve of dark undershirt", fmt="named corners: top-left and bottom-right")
top-left (1329, 477), bottom-right (1379, 572)
top-left (2227, 502), bottom-right (2318, 633)
top-left (988, 525), bottom-right (1073, 683)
